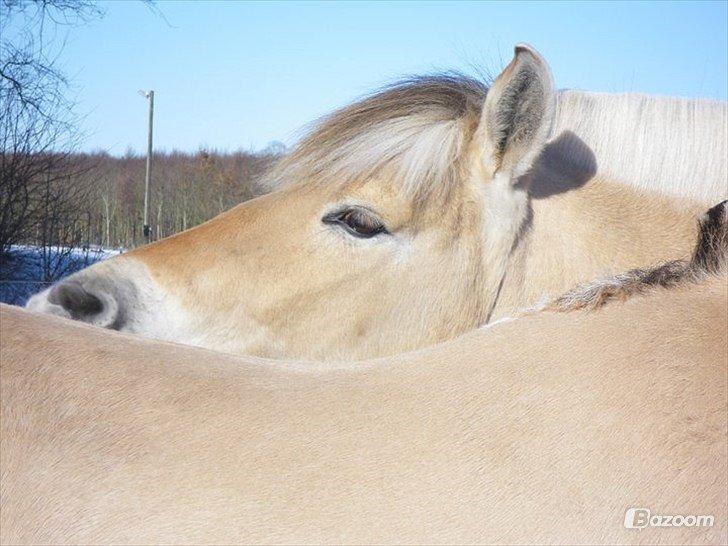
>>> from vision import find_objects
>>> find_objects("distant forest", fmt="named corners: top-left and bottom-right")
top-left (71, 147), bottom-right (280, 248)
top-left (2, 147), bottom-right (281, 254)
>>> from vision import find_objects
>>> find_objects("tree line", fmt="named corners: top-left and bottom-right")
top-left (1, 145), bottom-right (278, 284)
top-left (69, 148), bottom-right (277, 249)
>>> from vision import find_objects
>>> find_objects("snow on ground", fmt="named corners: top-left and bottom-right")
top-left (0, 245), bottom-right (121, 306)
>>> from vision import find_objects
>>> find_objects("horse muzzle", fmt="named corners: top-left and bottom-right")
top-left (25, 257), bottom-right (144, 330)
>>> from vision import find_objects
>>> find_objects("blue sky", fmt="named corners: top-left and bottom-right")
top-left (49, 1), bottom-right (728, 154)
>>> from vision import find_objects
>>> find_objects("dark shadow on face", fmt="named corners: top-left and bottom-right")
top-left (520, 130), bottom-right (598, 199)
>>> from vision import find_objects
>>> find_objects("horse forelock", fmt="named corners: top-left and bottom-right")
top-left (266, 74), bottom-right (488, 205)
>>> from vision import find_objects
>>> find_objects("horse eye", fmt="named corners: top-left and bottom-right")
top-left (323, 208), bottom-right (388, 238)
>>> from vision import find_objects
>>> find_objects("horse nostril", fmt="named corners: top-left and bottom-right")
top-left (49, 282), bottom-right (103, 318)
top-left (47, 281), bottom-right (117, 327)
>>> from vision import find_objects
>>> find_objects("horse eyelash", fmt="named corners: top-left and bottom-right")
top-left (322, 207), bottom-right (389, 238)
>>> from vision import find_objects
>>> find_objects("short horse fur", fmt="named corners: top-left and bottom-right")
top-left (2, 271), bottom-right (726, 544)
top-left (26, 44), bottom-right (727, 360)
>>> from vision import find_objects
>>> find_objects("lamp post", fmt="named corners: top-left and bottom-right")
top-left (138, 90), bottom-right (154, 242)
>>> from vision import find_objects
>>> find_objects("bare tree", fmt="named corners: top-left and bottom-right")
top-left (0, 0), bottom-right (101, 258)
top-left (2, 1), bottom-right (279, 270)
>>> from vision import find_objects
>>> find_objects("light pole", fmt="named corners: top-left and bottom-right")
top-left (138, 90), bottom-right (154, 242)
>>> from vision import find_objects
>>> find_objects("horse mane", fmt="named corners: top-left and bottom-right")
top-left (550, 90), bottom-right (728, 204)
top-left (546, 199), bottom-right (728, 312)
top-left (268, 73), bottom-right (727, 206)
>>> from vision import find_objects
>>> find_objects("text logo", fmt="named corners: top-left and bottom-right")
top-left (624, 508), bottom-right (714, 529)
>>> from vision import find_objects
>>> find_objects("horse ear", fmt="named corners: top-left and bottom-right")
top-left (477, 43), bottom-right (555, 182)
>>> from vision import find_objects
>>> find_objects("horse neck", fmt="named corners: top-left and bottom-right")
top-left (488, 174), bottom-right (704, 321)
